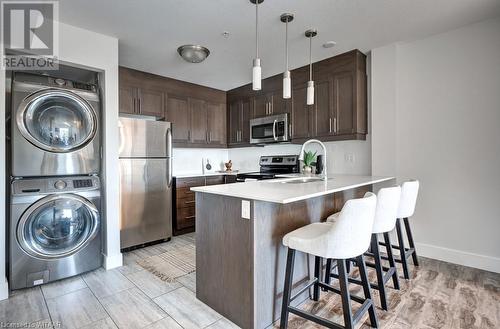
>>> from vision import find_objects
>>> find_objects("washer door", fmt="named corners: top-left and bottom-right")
top-left (17, 194), bottom-right (100, 260)
top-left (16, 88), bottom-right (97, 153)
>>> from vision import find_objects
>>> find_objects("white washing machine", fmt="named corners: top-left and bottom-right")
top-left (9, 176), bottom-right (102, 290)
top-left (11, 72), bottom-right (101, 177)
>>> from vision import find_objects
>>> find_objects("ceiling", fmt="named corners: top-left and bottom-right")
top-left (59, 0), bottom-right (500, 91)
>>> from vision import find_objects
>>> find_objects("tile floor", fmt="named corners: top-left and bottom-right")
top-left (0, 233), bottom-right (499, 329)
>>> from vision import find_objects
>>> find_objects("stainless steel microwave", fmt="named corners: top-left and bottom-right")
top-left (250, 113), bottom-right (289, 144)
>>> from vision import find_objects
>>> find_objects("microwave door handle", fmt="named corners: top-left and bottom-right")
top-left (272, 120), bottom-right (277, 141)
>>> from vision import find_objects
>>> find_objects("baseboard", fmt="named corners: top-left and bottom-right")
top-left (416, 242), bottom-right (500, 273)
top-left (103, 252), bottom-right (123, 270)
top-left (0, 277), bottom-right (9, 300)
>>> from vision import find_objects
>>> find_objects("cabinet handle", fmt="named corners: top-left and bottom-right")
top-left (329, 118), bottom-right (332, 133)
top-left (270, 102), bottom-right (273, 115)
top-left (138, 98), bottom-right (141, 113)
top-left (184, 200), bottom-right (195, 204)
top-left (209, 131), bottom-right (212, 143)
top-left (333, 118), bottom-right (337, 133)
top-left (265, 103), bottom-right (268, 115)
top-left (185, 215), bottom-right (195, 220)
top-left (289, 123), bottom-right (292, 138)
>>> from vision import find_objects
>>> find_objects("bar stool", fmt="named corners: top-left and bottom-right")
top-left (326, 186), bottom-right (402, 311)
top-left (280, 193), bottom-right (378, 329)
top-left (385, 180), bottom-right (420, 280)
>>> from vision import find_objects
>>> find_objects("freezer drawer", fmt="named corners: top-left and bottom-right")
top-left (119, 158), bottom-right (172, 249)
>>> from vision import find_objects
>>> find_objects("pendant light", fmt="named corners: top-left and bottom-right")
top-left (280, 13), bottom-right (294, 99)
top-left (250, 0), bottom-right (263, 91)
top-left (305, 29), bottom-right (317, 105)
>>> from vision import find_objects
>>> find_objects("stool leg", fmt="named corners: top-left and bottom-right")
top-left (325, 258), bottom-right (332, 285)
top-left (383, 232), bottom-right (400, 290)
top-left (346, 260), bottom-right (351, 274)
top-left (338, 259), bottom-right (354, 329)
top-left (395, 219), bottom-right (410, 280)
top-left (313, 256), bottom-right (321, 301)
top-left (280, 248), bottom-right (296, 329)
top-left (371, 234), bottom-right (388, 311)
top-left (357, 255), bottom-right (379, 328)
top-left (403, 217), bottom-right (419, 266)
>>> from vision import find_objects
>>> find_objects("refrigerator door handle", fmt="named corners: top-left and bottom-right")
top-left (166, 127), bottom-right (173, 188)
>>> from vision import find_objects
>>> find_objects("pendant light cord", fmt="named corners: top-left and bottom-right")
top-left (285, 19), bottom-right (288, 71)
top-left (309, 35), bottom-right (312, 81)
top-left (255, 1), bottom-right (259, 58)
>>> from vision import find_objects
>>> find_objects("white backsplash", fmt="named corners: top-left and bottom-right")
top-left (172, 138), bottom-right (371, 177)
top-left (172, 148), bottom-right (229, 176)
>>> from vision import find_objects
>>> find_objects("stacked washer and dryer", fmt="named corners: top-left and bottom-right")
top-left (9, 72), bottom-right (102, 290)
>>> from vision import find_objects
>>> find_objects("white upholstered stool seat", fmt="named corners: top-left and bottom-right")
top-left (280, 193), bottom-right (379, 329)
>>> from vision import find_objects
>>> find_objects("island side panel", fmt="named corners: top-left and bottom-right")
top-left (195, 192), bottom-right (254, 329)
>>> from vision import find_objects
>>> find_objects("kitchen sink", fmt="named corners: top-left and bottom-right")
top-left (279, 177), bottom-right (325, 184)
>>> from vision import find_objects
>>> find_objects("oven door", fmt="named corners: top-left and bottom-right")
top-left (250, 113), bottom-right (289, 144)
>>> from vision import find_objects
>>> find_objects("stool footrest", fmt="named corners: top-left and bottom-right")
top-left (317, 282), bottom-right (366, 305)
top-left (288, 306), bottom-right (345, 329)
top-left (290, 279), bottom-right (317, 302)
top-left (353, 299), bottom-right (374, 325)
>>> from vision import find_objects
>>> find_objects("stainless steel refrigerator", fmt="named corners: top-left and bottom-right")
top-left (119, 117), bottom-right (173, 249)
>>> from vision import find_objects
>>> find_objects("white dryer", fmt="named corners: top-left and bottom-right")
top-left (11, 73), bottom-right (100, 177)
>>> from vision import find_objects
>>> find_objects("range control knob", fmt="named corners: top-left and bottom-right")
top-left (54, 180), bottom-right (67, 190)
top-left (54, 78), bottom-right (66, 86)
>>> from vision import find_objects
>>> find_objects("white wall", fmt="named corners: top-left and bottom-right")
top-left (0, 23), bottom-right (121, 299)
top-left (371, 17), bottom-right (500, 273)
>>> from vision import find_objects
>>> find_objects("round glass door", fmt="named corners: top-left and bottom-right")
top-left (17, 89), bottom-right (97, 153)
top-left (17, 194), bottom-right (99, 259)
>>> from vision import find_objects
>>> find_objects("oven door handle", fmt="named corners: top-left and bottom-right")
top-left (272, 120), bottom-right (278, 141)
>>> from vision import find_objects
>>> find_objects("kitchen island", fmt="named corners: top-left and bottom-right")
top-left (191, 175), bottom-right (394, 329)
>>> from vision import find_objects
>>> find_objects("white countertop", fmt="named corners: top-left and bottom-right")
top-left (191, 174), bottom-right (395, 204)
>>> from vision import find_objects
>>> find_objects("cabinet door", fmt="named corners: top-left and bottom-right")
top-left (315, 79), bottom-right (333, 137)
top-left (119, 85), bottom-right (136, 114)
top-left (138, 88), bottom-right (165, 118)
top-left (291, 86), bottom-right (311, 140)
top-left (333, 72), bottom-right (355, 135)
top-left (241, 98), bottom-right (252, 143)
top-left (253, 94), bottom-right (268, 118)
top-left (228, 101), bottom-right (241, 145)
top-left (207, 102), bottom-right (226, 146)
top-left (189, 98), bottom-right (208, 144)
top-left (167, 96), bottom-right (190, 143)
top-left (270, 92), bottom-right (289, 115)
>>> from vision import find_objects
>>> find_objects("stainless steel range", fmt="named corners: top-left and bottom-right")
top-left (236, 155), bottom-right (299, 182)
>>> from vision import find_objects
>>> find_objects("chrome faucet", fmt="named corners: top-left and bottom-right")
top-left (298, 139), bottom-right (327, 180)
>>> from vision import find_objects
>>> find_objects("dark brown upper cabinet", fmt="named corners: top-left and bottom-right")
top-left (167, 95), bottom-right (190, 143)
top-left (119, 68), bottom-right (165, 118)
top-left (206, 102), bottom-right (227, 146)
top-left (228, 98), bottom-right (252, 146)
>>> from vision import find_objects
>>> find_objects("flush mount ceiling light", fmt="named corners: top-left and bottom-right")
top-left (177, 45), bottom-right (210, 63)
top-left (305, 29), bottom-right (317, 106)
top-left (280, 13), bottom-right (294, 99)
top-left (250, 0), bottom-right (264, 91)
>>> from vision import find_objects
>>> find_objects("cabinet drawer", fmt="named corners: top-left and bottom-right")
top-left (176, 206), bottom-right (195, 230)
top-left (205, 175), bottom-right (225, 186)
top-left (176, 195), bottom-right (196, 208)
top-left (176, 177), bottom-right (205, 188)
top-left (176, 186), bottom-right (196, 199)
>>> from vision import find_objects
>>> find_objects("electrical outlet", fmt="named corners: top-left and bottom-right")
top-left (241, 200), bottom-right (250, 219)
top-left (345, 153), bottom-right (355, 164)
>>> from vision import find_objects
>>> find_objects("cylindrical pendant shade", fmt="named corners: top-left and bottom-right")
top-left (253, 58), bottom-right (261, 91)
top-left (306, 80), bottom-right (314, 105)
top-left (283, 70), bottom-right (291, 99)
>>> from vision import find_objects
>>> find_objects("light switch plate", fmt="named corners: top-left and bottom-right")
top-left (241, 200), bottom-right (250, 219)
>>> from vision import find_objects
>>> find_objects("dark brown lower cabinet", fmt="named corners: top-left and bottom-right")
top-left (173, 175), bottom-right (234, 235)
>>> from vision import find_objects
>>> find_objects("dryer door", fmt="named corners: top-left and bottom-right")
top-left (17, 194), bottom-right (100, 260)
top-left (16, 89), bottom-right (98, 153)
